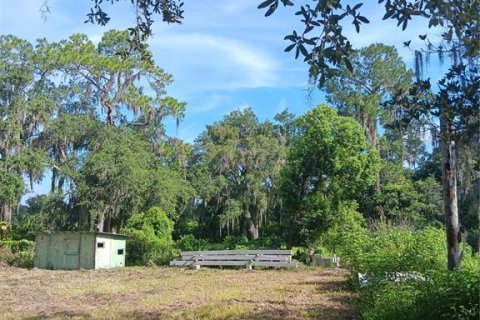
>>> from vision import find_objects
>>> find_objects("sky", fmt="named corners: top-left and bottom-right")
top-left (0, 0), bottom-right (447, 197)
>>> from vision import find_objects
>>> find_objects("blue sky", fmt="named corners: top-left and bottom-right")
top-left (0, 0), bottom-right (446, 197)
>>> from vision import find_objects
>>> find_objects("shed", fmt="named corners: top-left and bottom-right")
top-left (34, 231), bottom-right (126, 270)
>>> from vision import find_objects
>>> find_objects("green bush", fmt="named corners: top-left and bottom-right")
top-left (332, 226), bottom-right (447, 276)
top-left (121, 207), bottom-right (178, 265)
top-left (0, 240), bottom-right (35, 268)
top-left (177, 234), bottom-right (210, 251)
top-left (415, 268), bottom-right (480, 320)
top-left (329, 223), bottom-right (480, 320)
top-left (359, 268), bottom-right (480, 320)
top-left (291, 246), bottom-right (308, 263)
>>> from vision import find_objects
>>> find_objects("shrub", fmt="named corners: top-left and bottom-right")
top-left (177, 234), bottom-right (210, 251)
top-left (0, 240), bottom-right (35, 268)
top-left (332, 226), bottom-right (447, 276)
top-left (359, 268), bottom-right (480, 320)
top-left (121, 207), bottom-right (178, 265)
top-left (330, 224), bottom-right (480, 320)
top-left (291, 247), bottom-right (308, 263)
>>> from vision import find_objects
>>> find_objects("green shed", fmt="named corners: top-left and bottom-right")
top-left (34, 231), bottom-right (126, 270)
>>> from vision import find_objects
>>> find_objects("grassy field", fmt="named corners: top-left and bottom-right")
top-left (1, 266), bottom-right (356, 320)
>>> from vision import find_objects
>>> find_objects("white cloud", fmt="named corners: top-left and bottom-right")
top-left (217, 2), bottom-right (253, 15)
top-left (189, 94), bottom-right (234, 113)
top-left (150, 33), bottom-right (281, 92)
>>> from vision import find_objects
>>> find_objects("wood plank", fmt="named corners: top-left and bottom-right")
top-left (170, 260), bottom-right (195, 266)
top-left (170, 259), bottom-right (296, 268)
top-left (254, 255), bottom-right (291, 262)
top-left (251, 261), bottom-right (296, 268)
top-left (179, 254), bottom-right (291, 261)
top-left (180, 254), bottom-right (254, 261)
top-left (195, 260), bottom-right (248, 266)
top-left (180, 250), bottom-right (291, 256)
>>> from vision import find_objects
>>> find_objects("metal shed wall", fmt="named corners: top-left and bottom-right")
top-left (94, 233), bottom-right (126, 269)
top-left (34, 232), bottom-right (125, 270)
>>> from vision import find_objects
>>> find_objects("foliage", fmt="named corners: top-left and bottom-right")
top-left (259, 0), bottom-right (479, 85)
top-left (259, 0), bottom-right (370, 85)
top-left (121, 207), bottom-right (177, 265)
top-left (0, 240), bottom-right (35, 268)
top-left (176, 233), bottom-right (287, 252)
top-left (325, 43), bottom-right (413, 150)
top-left (0, 35), bottom-right (57, 226)
top-left (75, 127), bottom-right (154, 231)
top-left (57, 30), bottom-right (183, 126)
top-left (330, 223), bottom-right (480, 319)
top-left (280, 104), bottom-right (379, 245)
top-left (374, 175), bottom-right (443, 226)
top-left (11, 194), bottom-right (79, 240)
top-left (333, 226), bottom-right (447, 276)
top-left (358, 266), bottom-right (480, 320)
top-left (84, 0), bottom-right (184, 45)
top-left (190, 108), bottom-right (286, 240)
top-left (176, 234), bottom-right (210, 252)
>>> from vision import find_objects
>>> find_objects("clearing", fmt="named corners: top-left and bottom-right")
top-left (1, 266), bottom-right (356, 320)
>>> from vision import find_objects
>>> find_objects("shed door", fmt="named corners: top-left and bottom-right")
top-left (64, 238), bottom-right (80, 270)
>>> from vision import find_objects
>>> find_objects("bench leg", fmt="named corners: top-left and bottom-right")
top-left (194, 264), bottom-right (200, 270)
top-left (246, 262), bottom-right (252, 270)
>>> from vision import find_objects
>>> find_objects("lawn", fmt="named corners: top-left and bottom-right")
top-left (1, 266), bottom-right (356, 320)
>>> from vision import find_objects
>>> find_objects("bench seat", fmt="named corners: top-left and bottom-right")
top-left (170, 249), bottom-right (296, 269)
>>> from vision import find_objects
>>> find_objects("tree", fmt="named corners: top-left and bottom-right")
top-left (121, 206), bottom-right (177, 265)
top-left (259, 0), bottom-right (479, 270)
top-left (0, 35), bottom-right (57, 227)
top-left (84, 0), bottom-right (184, 43)
top-left (74, 126), bottom-right (154, 232)
top-left (190, 108), bottom-right (285, 240)
top-left (57, 30), bottom-right (184, 126)
top-left (280, 104), bottom-right (379, 246)
top-left (325, 44), bottom-right (413, 152)
top-left (324, 43), bottom-right (413, 194)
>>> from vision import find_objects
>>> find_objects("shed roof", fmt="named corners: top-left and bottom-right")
top-left (39, 231), bottom-right (127, 239)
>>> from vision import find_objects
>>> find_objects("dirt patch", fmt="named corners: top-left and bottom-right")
top-left (0, 266), bottom-right (357, 320)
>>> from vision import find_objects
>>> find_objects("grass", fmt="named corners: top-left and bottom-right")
top-left (0, 266), bottom-right (357, 320)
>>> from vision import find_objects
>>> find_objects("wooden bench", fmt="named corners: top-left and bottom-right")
top-left (169, 250), bottom-right (296, 269)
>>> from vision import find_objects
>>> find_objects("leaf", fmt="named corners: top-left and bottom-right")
top-left (281, 0), bottom-right (294, 6)
top-left (304, 37), bottom-right (318, 45)
top-left (403, 40), bottom-right (411, 47)
top-left (285, 43), bottom-right (296, 52)
top-left (352, 3), bottom-right (363, 11)
top-left (419, 34), bottom-right (427, 40)
top-left (299, 44), bottom-right (308, 57)
top-left (265, 4), bottom-right (277, 17)
top-left (258, 0), bottom-right (276, 9)
top-left (356, 16), bottom-right (369, 24)
top-left (319, 73), bottom-right (326, 87)
top-left (344, 57), bottom-right (353, 73)
top-left (353, 20), bottom-right (360, 33)
top-left (284, 34), bottom-right (296, 41)
top-left (383, 10), bottom-right (395, 20)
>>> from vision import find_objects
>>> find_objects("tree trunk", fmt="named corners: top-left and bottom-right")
top-left (96, 213), bottom-right (105, 232)
top-left (106, 103), bottom-right (113, 125)
top-left (477, 203), bottom-right (480, 253)
top-left (248, 222), bottom-right (259, 240)
top-left (1, 201), bottom-right (12, 227)
top-left (440, 113), bottom-right (460, 270)
top-left (245, 211), bottom-right (259, 240)
top-left (103, 216), bottom-right (112, 233)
